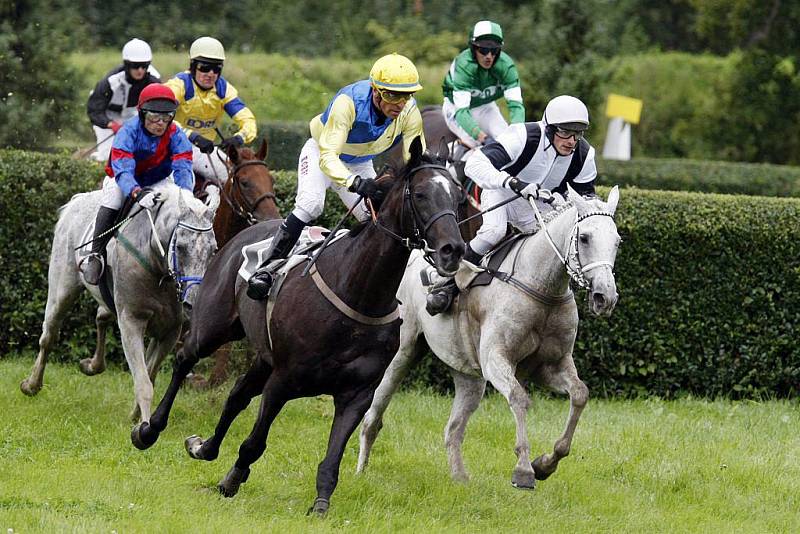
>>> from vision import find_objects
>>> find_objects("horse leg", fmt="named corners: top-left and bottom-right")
top-left (357, 332), bottom-right (424, 474)
top-left (443, 370), bottom-right (486, 482)
top-left (79, 305), bottom-right (113, 376)
top-left (482, 348), bottom-right (536, 490)
top-left (131, 316), bottom-right (243, 449)
top-left (21, 260), bottom-right (83, 396)
top-left (531, 357), bottom-right (588, 481)
top-left (310, 386), bottom-right (377, 517)
top-left (118, 312), bottom-right (153, 424)
top-left (184, 356), bottom-right (272, 461)
top-left (217, 373), bottom-right (286, 499)
top-left (129, 329), bottom-right (180, 423)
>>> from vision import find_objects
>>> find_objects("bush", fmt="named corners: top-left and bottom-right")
top-left (599, 157), bottom-right (800, 197)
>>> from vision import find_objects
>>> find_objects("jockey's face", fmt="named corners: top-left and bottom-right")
top-left (194, 61), bottom-right (222, 90)
top-left (143, 113), bottom-right (171, 136)
top-left (553, 132), bottom-right (578, 156)
top-left (473, 45), bottom-right (500, 69)
top-left (126, 62), bottom-right (149, 81)
top-left (371, 88), bottom-right (408, 119)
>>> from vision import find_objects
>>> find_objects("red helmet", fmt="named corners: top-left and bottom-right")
top-left (138, 83), bottom-right (178, 113)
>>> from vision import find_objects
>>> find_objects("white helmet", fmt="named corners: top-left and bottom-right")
top-left (543, 95), bottom-right (590, 129)
top-left (189, 36), bottom-right (226, 62)
top-left (122, 38), bottom-right (153, 63)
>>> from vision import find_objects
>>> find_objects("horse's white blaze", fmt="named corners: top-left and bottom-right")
top-left (432, 173), bottom-right (453, 200)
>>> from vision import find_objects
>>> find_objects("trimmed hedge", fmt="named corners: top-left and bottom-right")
top-left (259, 121), bottom-right (309, 172)
top-left (600, 157), bottom-right (800, 197)
top-left (2, 150), bottom-right (799, 398)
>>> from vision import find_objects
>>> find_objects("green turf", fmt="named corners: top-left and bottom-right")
top-left (0, 358), bottom-right (797, 532)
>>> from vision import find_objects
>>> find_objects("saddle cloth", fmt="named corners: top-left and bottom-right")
top-left (237, 226), bottom-right (347, 282)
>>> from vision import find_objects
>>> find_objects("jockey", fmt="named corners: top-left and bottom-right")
top-left (442, 21), bottom-right (525, 150)
top-left (246, 53), bottom-right (426, 300)
top-left (86, 39), bottom-right (161, 163)
top-left (80, 84), bottom-right (194, 286)
top-left (426, 95), bottom-right (598, 315)
top-left (164, 36), bottom-right (257, 184)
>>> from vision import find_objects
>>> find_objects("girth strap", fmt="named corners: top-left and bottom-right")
top-left (308, 264), bottom-right (400, 326)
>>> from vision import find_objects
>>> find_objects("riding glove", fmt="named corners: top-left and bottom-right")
top-left (219, 135), bottom-right (244, 149)
top-left (109, 121), bottom-right (123, 134)
top-left (192, 134), bottom-right (215, 154)
top-left (133, 188), bottom-right (159, 209)
top-left (505, 177), bottom-right (540, 200)
top-left (348, 176), bottom-right (381, 200)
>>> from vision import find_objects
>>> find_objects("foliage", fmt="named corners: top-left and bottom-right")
top-left (1, 359), bottom-right (799, 532)
top-left (0, 0), bottom-right (81, 149)
top-left (599, 156), bottom-right (800, 197)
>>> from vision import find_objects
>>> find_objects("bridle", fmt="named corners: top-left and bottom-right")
top-left (368, 163), bottom-right (459, 264)
top-left (207, 151), bottom-right (277, 225)
top-left (164, 219), bottom-right (214, 301)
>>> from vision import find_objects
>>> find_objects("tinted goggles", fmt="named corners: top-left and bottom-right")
top-left (476, 46), bottom-right (501, 56)
top-left (143, 110), bottom-right (176, 124)
top-left (554, 126), bottom-right (586, 141)
top-left (376, 88), bottom-right (413, 105)
top-left (127, 62), bottom-right (150, 70)
top-left (196, 62), bottom-right (223, 74)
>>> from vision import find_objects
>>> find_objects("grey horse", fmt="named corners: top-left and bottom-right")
top-left (358, 186), bottom-right (620, 489)
top-left (20, 182), bottom-right (218, 423)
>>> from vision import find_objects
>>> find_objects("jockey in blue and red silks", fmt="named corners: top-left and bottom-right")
top-left (80, 83), bottom-right (195, 286)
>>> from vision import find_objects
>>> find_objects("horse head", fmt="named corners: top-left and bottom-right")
top-left (568, 184), bottom-right (621, 316)
top-left (377, 136), bottom-right (464, 276)
top-left (224, 139), bottom-right (279, 223)
top-left (157, 185), bottom-right (217, 310)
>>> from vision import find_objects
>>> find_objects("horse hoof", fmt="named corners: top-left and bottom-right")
top-left (511, 469), bottom-right (537, 490)
top-left (218, 466), bottom-right (250, 498)
top-left (130, 422), bottom-right (158, 450)
top-left (185, 435), bottom-right (217, 460)
top-left (306, 497), bottom-right (329, 517)
top-left (20, 379), bottom-right (41, 397)
top-left (532, 455), bottom-right (553, 481)
top-left (79, 358), bottom-right (105, 376)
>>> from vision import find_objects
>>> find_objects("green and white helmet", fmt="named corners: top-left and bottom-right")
top-left (470, 20), bottom-right (504, 47)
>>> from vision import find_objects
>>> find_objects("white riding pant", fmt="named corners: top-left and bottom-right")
top-left (442, 99), bottom-right (509, 149)
top-left (292, 138), bottom-right (373, 224)
top-left (90, 126), bottom-right (115, 163)
top-left (191, 146), bottom-right (229, 183)
top-left (469, 187), bottom-right (537, 255)
top-left (100, 175), bottom-right (171, 210)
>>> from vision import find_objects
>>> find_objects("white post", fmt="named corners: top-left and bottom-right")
top-left (602, 117), bottom-right (632, 161)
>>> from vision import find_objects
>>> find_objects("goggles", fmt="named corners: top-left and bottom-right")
top-left (143, 110), bottom-right (176, 124)
top-left (376, 87), bottom-right (414, 105)
top-left (554, 126), bottom-right (586, 141)
top-left (476, 46), bottom-right (501, 57)
top-left (196, 62), bottom-right (223, 74)
top-left (127, 62), bottom-right (150, 70)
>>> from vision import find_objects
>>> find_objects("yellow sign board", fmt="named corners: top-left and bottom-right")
top-left (606, 94), bottom-right (642, 124)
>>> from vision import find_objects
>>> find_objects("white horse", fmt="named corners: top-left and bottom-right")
top-left (357, 185), bottom-right (621, 489)
top-left (20, 182), bottom-right (218, 423)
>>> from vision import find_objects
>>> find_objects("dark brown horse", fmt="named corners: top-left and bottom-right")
top-left (131, 137), bottom-right (464, 516)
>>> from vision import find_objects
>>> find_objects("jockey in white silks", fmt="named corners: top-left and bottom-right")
top-left (442, 20), bottom-right (525, 149)
top-left (246, 53), bottom-right (426, 300)
top-left (165, 36), bottom-right (257, 186)
top-left (426, 95), bottom-right (599, 315)
top-left (80, 84), bottom-right (194, 286)
top-left (86, 39), bottom-right (161, 163)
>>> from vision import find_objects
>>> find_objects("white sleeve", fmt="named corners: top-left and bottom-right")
top-left (574, 146), bottom-right (598, 183)
top-left (464, 123), bottom-right (527, 190)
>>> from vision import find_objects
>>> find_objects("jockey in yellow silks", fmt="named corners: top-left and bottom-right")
top-left (164, 36), bottom-right (257, 183)
top-left (246, 53), bottom-right (426, 300)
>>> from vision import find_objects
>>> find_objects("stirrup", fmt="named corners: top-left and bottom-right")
top-left (80, 253), bottom-right (105, 286)
top-left (247, 269), bottom-right (275, 300)
top-left (426, 279), bottom-right (458, 316)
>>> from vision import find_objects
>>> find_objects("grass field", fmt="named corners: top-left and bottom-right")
top-left (0, 358), bottom-right (798, 532)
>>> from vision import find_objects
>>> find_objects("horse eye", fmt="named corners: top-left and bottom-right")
top-left (414, 192), bottom-right (426, 200)
top-left (579, 234), bottom-right (589, 244)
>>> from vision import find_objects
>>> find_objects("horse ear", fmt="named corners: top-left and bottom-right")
top-left (409, 136), bottom-right (423, 167)
top-left (205, 184), bottom-right (221, 214)
top-left (568, 184), bottom-right (589, 214)
top-left (256, 137), bottom-right (269, 162)
top-left (437, 137), bottom-right (449, 164)
top-left (226, 143), bottom-right (240, 164)
top-left (605, 185), bottom-right (619, 215)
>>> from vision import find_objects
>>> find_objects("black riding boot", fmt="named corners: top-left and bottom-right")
top-left (247, 214), bottom-right (306, 300)
top-left (425, 245), bottom-right (482, 316)
top-left (81, 206), bottom-right (119, 285)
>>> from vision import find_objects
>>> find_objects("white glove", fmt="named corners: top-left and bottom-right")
top-left (136, 190), bottom-right (159, 209)
top-left (505, 177), bottom-right (540, 199)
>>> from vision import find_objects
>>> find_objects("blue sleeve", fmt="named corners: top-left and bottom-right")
top-left (170, 129), bottom-right (195, 191)
top-left (110, 126), bottom-right (138, 197)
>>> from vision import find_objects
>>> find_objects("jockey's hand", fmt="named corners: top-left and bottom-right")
top-left (192, 135), bottom-right (215, 154)
top-left (348, 175), bottom-right (382, 201)
top-left (109, 121), bottom-right (123, 134)
top-left (219, 135), bottom-right (244, 150)
top-left (505, 177), bottom-right (540, 199)
top-left (133, 187), bottom-right (159, 209)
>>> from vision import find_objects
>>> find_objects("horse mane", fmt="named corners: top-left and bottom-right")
top-left (151, 181), bottom-right (211, 217)
top-left (237, 146), bottom-right (257, 160)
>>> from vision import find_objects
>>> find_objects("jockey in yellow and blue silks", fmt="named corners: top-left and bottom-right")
top-left (80, 84), bottom-right (194, 286)
top-left (165, 36), bottom-right (257, 183)
top-left (246, 53), bottom-right (426, 300)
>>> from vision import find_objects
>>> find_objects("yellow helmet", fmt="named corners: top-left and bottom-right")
top-left (369, 53), bottom-right (423, 93)
top-left (189, 36), bottom-right (226, 62)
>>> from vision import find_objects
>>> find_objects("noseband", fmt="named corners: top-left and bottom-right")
top-left (166, 219), bottom-right (214, 301)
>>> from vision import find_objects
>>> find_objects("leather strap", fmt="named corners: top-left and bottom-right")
top-left (309, 264), bottom-right (400, 326)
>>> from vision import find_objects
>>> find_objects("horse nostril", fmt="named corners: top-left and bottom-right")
top-left (592, 293), bottom-right (606, 308)
top-left (440, 244), bottom-right (454, 257)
